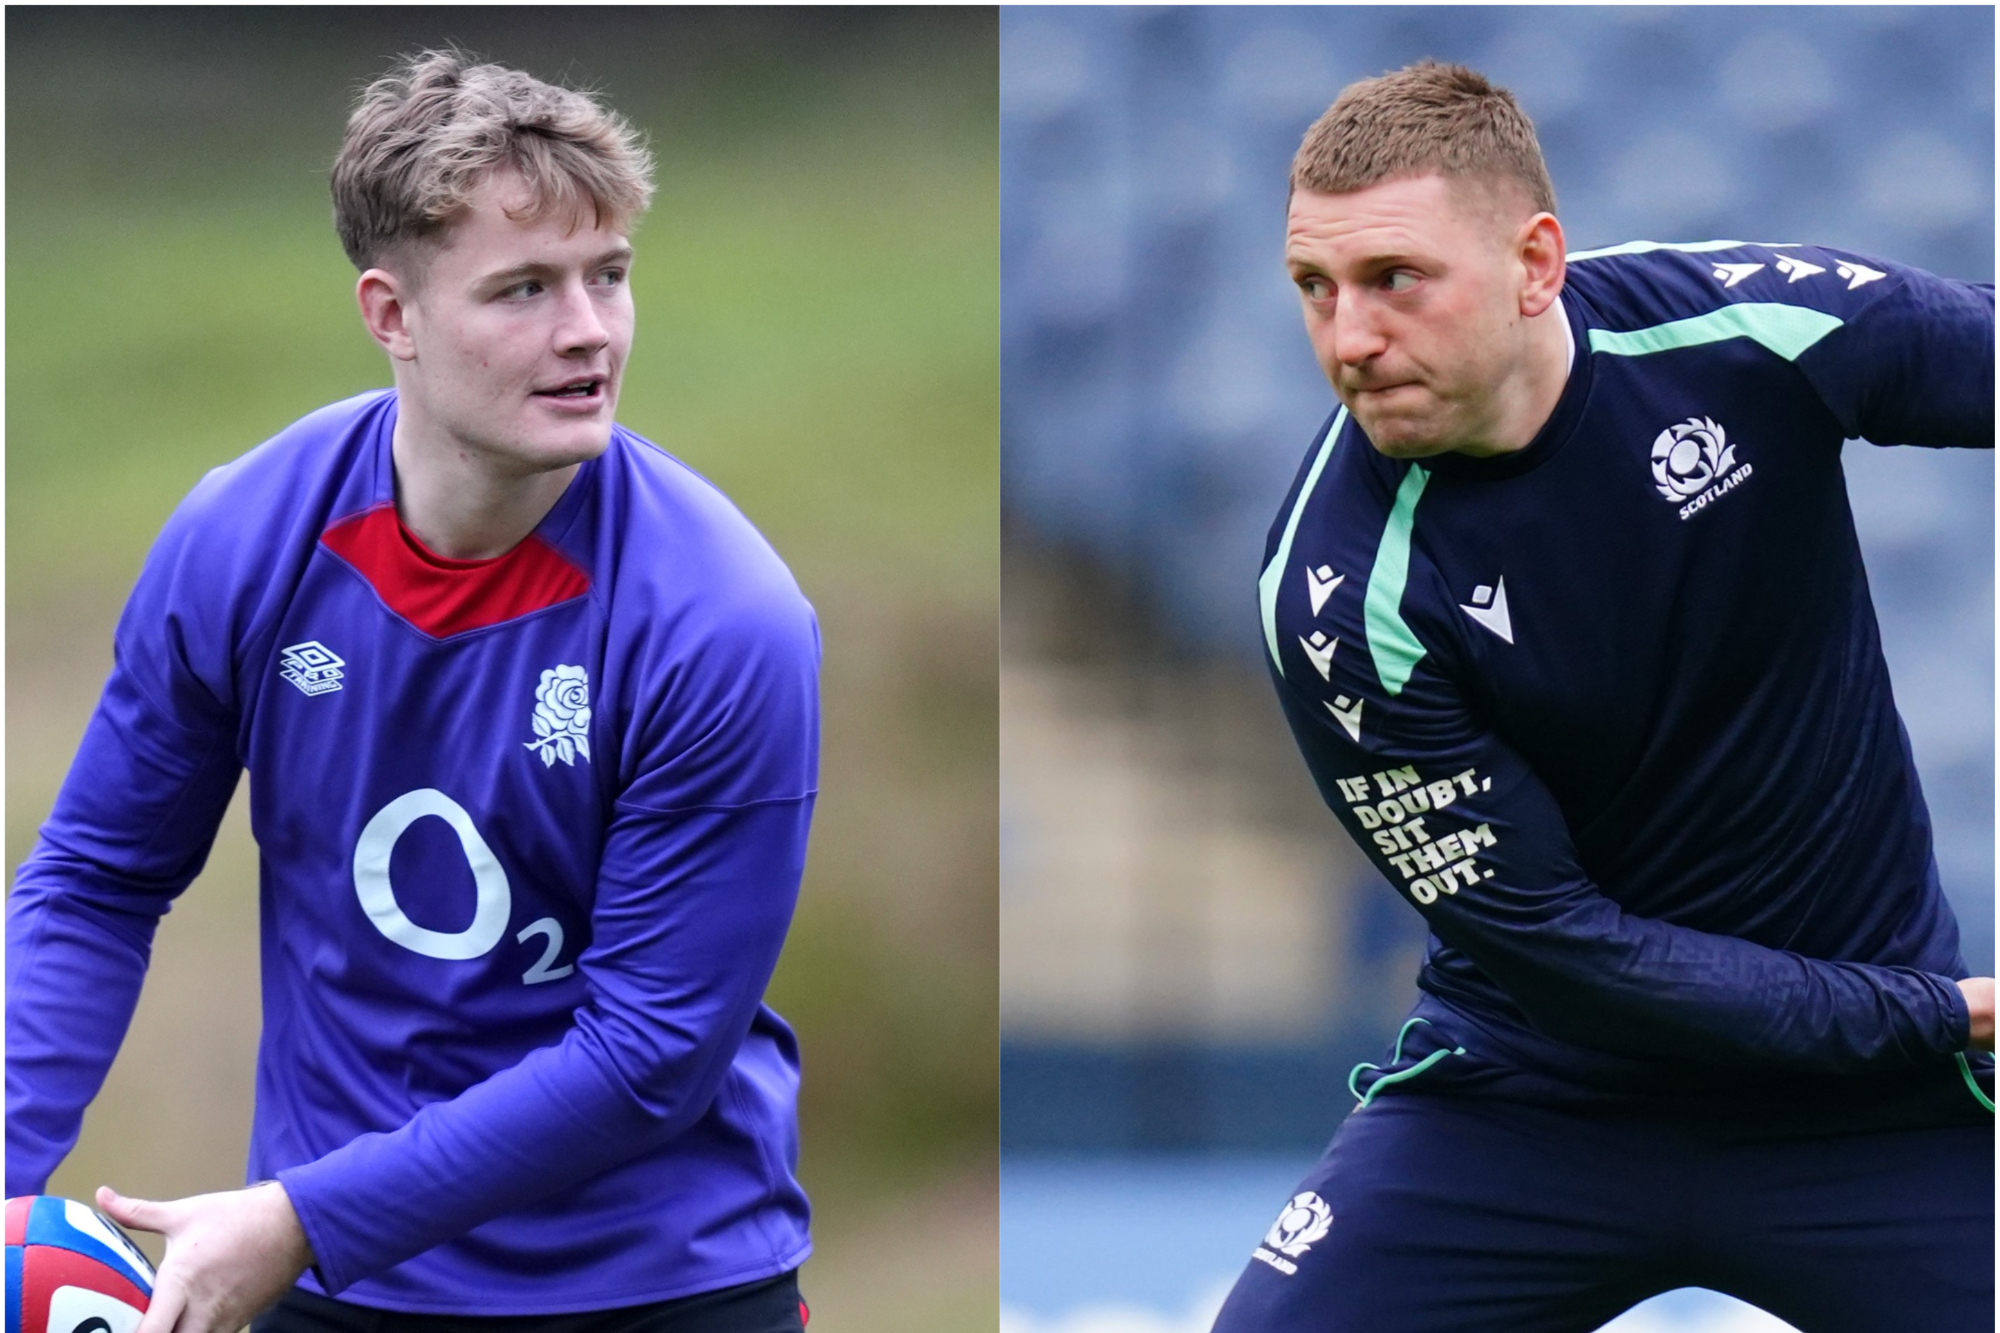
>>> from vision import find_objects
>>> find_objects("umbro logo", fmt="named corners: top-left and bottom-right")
top-left (279, 641), bottom-right (345, 696)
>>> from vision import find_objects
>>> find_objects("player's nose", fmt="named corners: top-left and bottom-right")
top-left (1328, 301), bottom-right (1389, 368)
top-left (552, 281), bottom-right (612, 355)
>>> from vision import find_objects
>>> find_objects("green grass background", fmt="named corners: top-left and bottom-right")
top-left (7, 10), bottom-right (996, 1329)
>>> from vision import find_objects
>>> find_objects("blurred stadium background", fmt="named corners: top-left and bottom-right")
top-left (999, 7), bottom-right (1993, 1333)
top-left (6, 9), bottom-right (994, 1331)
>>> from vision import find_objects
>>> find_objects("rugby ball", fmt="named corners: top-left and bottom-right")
top-left (4, 1196), bottom-right (154, 1333)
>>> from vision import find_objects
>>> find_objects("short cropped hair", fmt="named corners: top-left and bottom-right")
top-left (332, 49), bottom-right (655, 277)
top-left (1291, 60), bottom-right (1556, 217)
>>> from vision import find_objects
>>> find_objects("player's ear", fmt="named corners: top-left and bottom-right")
top-left (1516, 212), bottom-right (1565, 319)
top-left (356, 267), bottom-right (419, 362)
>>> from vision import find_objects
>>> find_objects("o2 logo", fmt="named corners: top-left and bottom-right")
top-left (352, 788), bottom-right (574, 985)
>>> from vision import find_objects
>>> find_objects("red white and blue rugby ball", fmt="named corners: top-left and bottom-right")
top-left (4, 1196), bottom-right (154, 1333)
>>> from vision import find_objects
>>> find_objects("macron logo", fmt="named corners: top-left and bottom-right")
top-left (1325, 694), bottom-right (1363, 742)
top-left (1713, 256), bottom-right (1883, 292)
top-left (1306, 565), bottom-right (1344, 615)
top-left (1835, 260), bottom-right (1885, 290)
top-left (1459, 579), bottom-right (1514, 644)
top-left (1299, 630), bottom-right (1338, 680)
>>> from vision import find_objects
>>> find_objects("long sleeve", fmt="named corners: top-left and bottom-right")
top-left (6, 502), bottom-right (247, 1195)
top-left (13, 397), bottom-right (814, 1308)
top-left (1787, 249), bottom-right (1994, 449)
top-left (1263, 238), bottom-right (1987, 1099)
top-left (1274, 675), bottom-right (1968, 1073)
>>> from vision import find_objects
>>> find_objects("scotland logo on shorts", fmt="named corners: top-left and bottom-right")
top-left (1252, 1191), bottom-right (1334, 1275)
top-left (1650, 416), bottom-right (1754, 521)
top-left (278, 640), bottom-right (346, 695)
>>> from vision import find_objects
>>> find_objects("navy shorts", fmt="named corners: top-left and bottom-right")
top-left (1211, 1091), bottom-right (1993, 1333)
top-left (250, 1271), bottom-right (806, 1333)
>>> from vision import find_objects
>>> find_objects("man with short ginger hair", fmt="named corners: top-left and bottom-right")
top-left (1223, 60), bottom-right (1994, 1332)
top-left (7, 51), bottom-right (817, 1333)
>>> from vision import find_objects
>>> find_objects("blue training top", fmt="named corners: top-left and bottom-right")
top-left (1260, 240), bottom-right (1995, 1119)
top-left (6, 391), bottom-right (819, 1312)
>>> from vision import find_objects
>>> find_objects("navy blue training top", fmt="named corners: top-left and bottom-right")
top-left (1260, 240), bottom-right (1994, 1118)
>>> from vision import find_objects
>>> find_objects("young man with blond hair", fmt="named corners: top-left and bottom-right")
top-left (8, 51), bottom-right (817, 1333)
top-left (1227, 60), bottom-right (1993, 1332)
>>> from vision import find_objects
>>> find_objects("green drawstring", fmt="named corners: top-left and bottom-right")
top-left (1352, 1025), bottom-right (1993, 1115)
top-left (1956, 1052), bottom-right (1995, 1113)
top-left (1347, 1017), bottom-right (1466, 1110)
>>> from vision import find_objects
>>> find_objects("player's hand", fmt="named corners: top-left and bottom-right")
top-left (1956, 977), bottom-right (1994, 1052)
top-left (97, 1181), bottom-right (314, 1333)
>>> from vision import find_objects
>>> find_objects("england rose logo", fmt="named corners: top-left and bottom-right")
top-left (1650, 416), bottom-right (1736, 501)
top-left (525, 665), bottom-right (592, 767)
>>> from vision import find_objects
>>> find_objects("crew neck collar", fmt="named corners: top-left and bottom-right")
top-left (372, 392), bottom-right (601, 556)
top-left (1420, 291), bottom-right (1591, 482)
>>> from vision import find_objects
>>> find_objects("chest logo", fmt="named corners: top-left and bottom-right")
top-left (1459, 579), bottom-right (1514, 644)
top-left (279, 641), bottom-right (346, 696)
top-left (525, 665), bottom-right (592, 767)
top-left (1651, 416), bottom-right (1753, 520)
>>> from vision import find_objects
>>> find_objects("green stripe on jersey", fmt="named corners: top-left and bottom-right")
top-left (1258, 407), bottom-right (1348, 672)
top-left (1365, 466), bottom-right (1429, 697)
top-left (1588, 303), bottom-right (1843, 362)
top-left (1566, 238), bottom-right (1799, 261)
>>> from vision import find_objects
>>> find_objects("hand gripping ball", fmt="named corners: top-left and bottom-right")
top-left (4, 1197), bottom-right (154, 1333)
